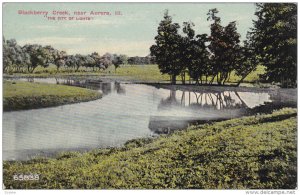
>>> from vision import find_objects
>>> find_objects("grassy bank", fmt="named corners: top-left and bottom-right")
top-left (3, 108), bottom-right (296, 189)
top-left (3, 81), bottom-right (102, 111)
top-left (5, 64), bottom-right (265, 84)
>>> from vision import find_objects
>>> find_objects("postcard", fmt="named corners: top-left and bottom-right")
top-left (2, 2), bottom-right (297, 192)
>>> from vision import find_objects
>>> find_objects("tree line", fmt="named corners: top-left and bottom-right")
top-left (3, 39), bottom-right (154, 74)
top-left (150, 3), bottom-right (297, 87)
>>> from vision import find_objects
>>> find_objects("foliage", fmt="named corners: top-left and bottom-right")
top-left (112, 54), bottom-right (128, 72)
top-left (3, 81), bottom-right (102, 111)
top-left (181, 22), bottom-right (210, 84)
top-left (207, 8), bottom-right (242, 85)
top-left (234, 33), bottom-right (260, 86)
top-left (3, 38), bottom-right (28, 73)
top-left (127, 55), bottom-right (154, 65)
top-left (251, 3), bottom-right (297, 87)
top-left (150, 9), bottom-right (259, 86)
top-left (2, 38), bottom-right (132, 75)
top-left (150, 10), bottom-right (184, 84)
top-left (3, 108), bottom-right (297, 189)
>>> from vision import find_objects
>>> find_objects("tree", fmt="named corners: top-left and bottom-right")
top-left (54, 50), bottom-right (67, 71)
top-left (43, 46), bottom-right (67, 71)
top-left (22, 44), bottom-right (50, 73)
top-left (252, 3), bottom-right (297, 87)
top-left (73, 54), bottom-right (88, 72)
top-left (112, 54), bottom-right (127, 72)
top-left (3, 38), bottom-right (27, 73)
top-left (150, 10), bottom-right (184, 84)
top-left (180, 21), bottom-right (195, 84)
top-left (181, 22), bottom-right (210, 85)
top-left (90, 52), bottom-right (101, 71)
top-left (99, 53), bottom-right (113, 70)
top-left (207, 8), bottom-right (241, 85)
top-left (65, 55), bottom-right (78, 71)
top-left (235, 33), bottom-right (260, 86)
top-left (188, 34), bottom-right (210, 85)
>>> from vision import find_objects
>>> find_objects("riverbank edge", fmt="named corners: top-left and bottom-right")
top-left (3, 81), bottom-right (102, 111)
top-left (3, 107), bottom-right (297, 189)
top-left (3, 73), bottom-right (261, 86)
top-left (4, 73), bottom-right (292, 89)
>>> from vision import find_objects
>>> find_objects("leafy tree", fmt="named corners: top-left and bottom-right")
top-left (43, 46), bottom-right (67, 71)
top-left (99, 53), bottom-right (113, 70)
top-left (71, 54), bottom-right (85, 72)
top-left (252, 3), bottom-right (297, 87)
top-left (3, 39), bottom-right (27, 73)
top-left (54, 50), bottom-right (67, 71)
top-left (180, 22), bottom-right (195, 84)
top-left (181, 22), bottom-right (210, 84)
top-left (65, 55), bottom-right (78, 71)
top-left (127, 56), bottom-right (154, 65)
top-left (22, 44), bottom-right (50, 73)
top-left (84, 55), bottom-right (96, 71)
top-left (119, 54), bottom-right (128, 65)
top-left (90, 52), bottom-right (101, 71)
top-left (235, 34), bottom-right (260, 86)
top-left (207, 8), bottom-right (241, 85)
top-left (112, 54), bottom-right (127, 72)
top-left (189, 34), bottom-right (210, 85)
top-left (150, 10), bottom-right (184, 84)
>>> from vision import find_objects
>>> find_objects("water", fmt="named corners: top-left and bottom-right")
top-left (3, 77), bottom-right (297, 160)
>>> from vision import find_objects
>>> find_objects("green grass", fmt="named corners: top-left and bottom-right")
top-left (3, 81), bottom-right (102, 111)
top-left (5, 64), bottom-right (265, 84)
top-left (3, 108), bottom-right (296, 189)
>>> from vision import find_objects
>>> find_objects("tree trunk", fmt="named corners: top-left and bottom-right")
top-left (236, 68), bottom-right (255, 87)
top-left (171, 74), bottom-right (176, 84)
top-left (236, 75), bottom-right (247, 87)
top-left (181, 72), bottom-right (185, 85)
top-left (75, 66), bottom-right (80, 72)
top-left (29, 66), bottom-right (36, 73)
top-left (210, 75), bottom-right (216, 85)
top-left (217, 74), bottom-right (222, 85)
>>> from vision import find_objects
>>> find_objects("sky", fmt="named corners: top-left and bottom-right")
top-left (3, 2), bottom-right (257, 56)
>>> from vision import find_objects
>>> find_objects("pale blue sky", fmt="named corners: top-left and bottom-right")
top-left (3, 3), bottom-right (257, 56)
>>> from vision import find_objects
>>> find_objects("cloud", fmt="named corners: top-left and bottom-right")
top-left (18, 37), bottom-right (87, 46)
top-left (55, 11), bottom-right (148, 29)
top-left (62, 17), bottom-right (125, 28)
top-left (67, 39), bottom-right (154, 56)
top-left (18, 36), bottom-right (154, 56)
top-left (32, 25), bottom-right (57, 30)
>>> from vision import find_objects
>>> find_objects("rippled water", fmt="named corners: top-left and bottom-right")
top-left (3, 78), bottom-right (296, 160)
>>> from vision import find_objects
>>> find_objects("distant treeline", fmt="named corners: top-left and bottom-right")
top-left (128, 56), bottom-right (155, 65)
top-left (3, 39), bottom-right (155, 74)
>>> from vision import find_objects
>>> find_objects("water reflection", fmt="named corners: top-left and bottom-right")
top-left (12, 77), bottom-right (126, 95)
top-left (149, 89), bottom-right (269, 134)
top-left (3, 77), bottom-right (297, 160)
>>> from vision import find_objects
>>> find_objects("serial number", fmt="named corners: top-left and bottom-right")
top-left (13, 173), bottom-right (39, 181)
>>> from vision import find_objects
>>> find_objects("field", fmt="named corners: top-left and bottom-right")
top-left (6, 64), bottom-right (265, 84)
top-left (3, 81), bottom-right (102, 111)
top-left (3, 108), bottom-right (296, 189)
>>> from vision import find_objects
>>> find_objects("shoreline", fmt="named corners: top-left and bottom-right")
top-left (3, 81), bottom-right (102, 111)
